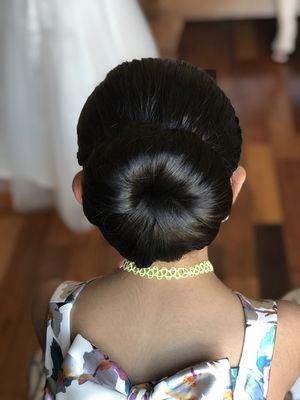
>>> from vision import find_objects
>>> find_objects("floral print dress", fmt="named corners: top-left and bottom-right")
top-left (43, 279), bottom-right (278, 399)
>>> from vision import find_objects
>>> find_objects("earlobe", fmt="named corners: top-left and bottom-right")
top-left (72, 170), bottom-right (84, 205)
top-left (231, 166), bottom-right (246, 204)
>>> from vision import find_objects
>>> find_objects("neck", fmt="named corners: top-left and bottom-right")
top-left (148, 247), bottom-right (209, 269)
top-left (113, 247), bottom-right (236, 308)
top-left (116, 246), bottom-right (220, 287)
top-left (114, 246), bottom-right (234, 302)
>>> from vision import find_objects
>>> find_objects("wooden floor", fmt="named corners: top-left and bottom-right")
top-left (1, 18), bottom-right (300, 399)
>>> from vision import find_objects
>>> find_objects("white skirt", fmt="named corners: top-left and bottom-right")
top-left (0, 0), bottom-right (158, 231)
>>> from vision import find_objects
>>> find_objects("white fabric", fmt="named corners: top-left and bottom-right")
top-left (272, 0), bottom-right (298, 62)
top-left (0, 0), bottom-right (158, 231)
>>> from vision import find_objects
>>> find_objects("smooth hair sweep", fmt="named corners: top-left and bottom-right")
top-left (77, 58), bottom-right (242, 268)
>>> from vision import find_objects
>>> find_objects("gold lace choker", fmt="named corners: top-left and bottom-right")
top-left (119, 259), bottom-right (214, 280)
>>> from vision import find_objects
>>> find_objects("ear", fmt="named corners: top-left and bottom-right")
top-left (72, 170), bottom-right (84, 205)
top-left (231, 166), bottom-right (246, 204)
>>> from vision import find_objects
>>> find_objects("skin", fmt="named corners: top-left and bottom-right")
top-left (32, 164), bottom-right (300, 398)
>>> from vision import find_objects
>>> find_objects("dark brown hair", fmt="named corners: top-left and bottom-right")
top-left (77, 58), bottom-right (242, 268)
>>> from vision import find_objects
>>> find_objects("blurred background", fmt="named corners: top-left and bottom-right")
top-left (1, 0), bottom-right (300, 398)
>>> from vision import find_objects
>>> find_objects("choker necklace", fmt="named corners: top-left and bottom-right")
top-left (119, 259), bottom-right (214, 280)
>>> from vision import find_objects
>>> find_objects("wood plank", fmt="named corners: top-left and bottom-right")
top-left (219, 73), bottom-right (275, 145)
top-left (0, 214), bottom-right (24, 284)
top-left (66, 228), bottom-right (123, 281)
top-left (44, 211), bottom-right (76, 247)
top-left (0, 212), bottom-right (51, 397)
top-left (233, 21), bottom-right (258, 62)
top-left (277, 160), bottom-right (300, 273)
top-left (179, 21), bottom-right (233, 74)
top-left (45, 212), bottom-right (123, 281)
top-left (255, 225), bottom-right (291, 299)
top-left (215, 181), bottom-right (258, 278)
top-left (0, 190), bottom-right (13, 212)
top-left (282, 67), bottom-right (300, 133)
top-left (219, 77), bottom-right (271, 144)
top-left (244, 143), bottom-right (283, 224)
top-left (268, 89), bottom-right (300, 160)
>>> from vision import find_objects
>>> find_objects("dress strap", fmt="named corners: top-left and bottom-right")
top-left (44, 278), bottom-right (97, 382)
top-left (233, 292), bottom-right (278, 400)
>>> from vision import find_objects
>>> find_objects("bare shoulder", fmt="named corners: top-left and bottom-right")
top-left (71, 276), bottom-right (106, 316)
top-left (70, 274), bottom-right (120, 341)
top-left (267, 299), bottom-right (300, 399)
top-left (31, 278), bottom-right (64, 351)
top-left (277, 299), bottom-right (300, 371)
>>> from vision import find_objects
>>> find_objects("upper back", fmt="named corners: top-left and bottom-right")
top-left (44, 275), bottom-right (300, 399)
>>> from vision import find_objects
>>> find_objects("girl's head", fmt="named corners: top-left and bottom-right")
top-left (73, 58), bottom-right (245, 268)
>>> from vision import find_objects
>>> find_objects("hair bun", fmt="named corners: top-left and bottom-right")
top-left (82, 124), bottom-right (232, 268)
